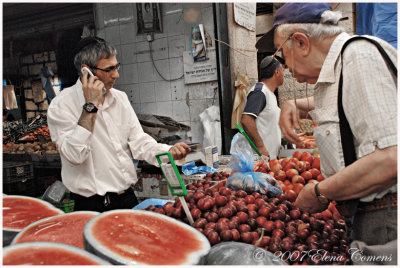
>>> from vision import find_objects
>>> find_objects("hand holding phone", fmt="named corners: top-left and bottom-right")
top-left (81, 67), bottom-right (106, 95)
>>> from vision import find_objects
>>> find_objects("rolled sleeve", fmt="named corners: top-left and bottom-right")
top-left (59, 125), bottom-right (92, 165)
top-left (48, 95), bottom-right (93, 165)
top-left (128, 132), bottom-right (172, 166)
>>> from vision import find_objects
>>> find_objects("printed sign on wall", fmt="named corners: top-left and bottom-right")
top-left (233, 3), bottom-right (256, 31)
top-left (183, 48), bottom-right (218, 84)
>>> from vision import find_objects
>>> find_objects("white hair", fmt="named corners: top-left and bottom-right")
top-left (276, 10), bottom-right (345, 45)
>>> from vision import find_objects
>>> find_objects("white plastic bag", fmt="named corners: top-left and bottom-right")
top-left (199, 105), bottom-right (222, 152)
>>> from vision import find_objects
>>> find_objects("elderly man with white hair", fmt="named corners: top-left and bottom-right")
top-left (256, 3), bottom-right (397, 265)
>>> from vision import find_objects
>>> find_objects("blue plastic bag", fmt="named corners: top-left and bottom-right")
top-left (227, 133), bottom-right (282, 196)
top-left (182, 161), bottom-right (217, 175)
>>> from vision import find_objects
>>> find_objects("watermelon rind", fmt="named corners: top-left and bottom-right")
top-left (83, 209), bottom-right (211, 265)
top-left (3, 195), bottom-right (64, 246)
top-left (11, 211), bottom-right (99, 247)
top-left (3, 241), bottom-right (111, 265)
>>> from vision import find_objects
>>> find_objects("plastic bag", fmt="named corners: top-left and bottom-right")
top-left (182, 161), bottom-right (217, 175)
top-left (227, 133), bottom-right (282, 196)
top-left (199, 105), bottom-right (222, 153)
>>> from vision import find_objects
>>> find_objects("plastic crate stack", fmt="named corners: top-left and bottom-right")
top-left (3, 162), bottom-right (36, 196)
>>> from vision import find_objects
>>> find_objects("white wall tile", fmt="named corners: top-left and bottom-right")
top-left (172, 100), bottom-right (190, 121)
top-left (105, 25), bottom-right (121, 45)
top-left (123, 63), bottom-right (138, 84)
top-left (121, 43), bottom-right (137, 64)
top-left (155, 80), bottom-right (171, 101)
top-left (130, 83), bottom-right (141, 104)
top-left (183, 3), bottom-right (202, 11)
top-left (206, 81), bottom-right (219, 99)
top-left (188, 83), bottom-right (204, 100)
top-left (169, 57), bottom-right (184, 81)
top-left (137, 62), bottom-right (155, 83)
top-left (201, 7), bottom-right (215, 33)
top-left (94, 3), bottom-right (220, 128)
top-left (118, 3), bottom-right (134, 24)
top-left (140, 82), bottom-right (156, 103)
top-left (189, 99), bottom-right (207, 122)
top-left (156, 101), bottom-right (173, 117)
top-left (164, 13), bottom-right (185, 37)
top-left (136, 41), bottom-right (151, 63)
top-left (201, 3), bottom-right (213, 9)
top-left (168, 35), bottom-right (185, 58)
top-left (153, 59), bottom-right (170, 81)
top-left (187, 121), bottom-right (204, 144)
top-left (171, 79), bottom-right (186, 101)
top-left (132, 102), bottom-right (141, 113)
top-left (141, 102), bottom-right (158, 115)
top-left (151, 38), bottom-right (168, 60)
top-left (162, 3), bottom-right (183, 16)
top-left (119, 23), bottom-right (136, 45)
top-left (103, 5), bottom-right (120, 27)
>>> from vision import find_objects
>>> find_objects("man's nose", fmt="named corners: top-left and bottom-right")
top-left (111, 69), bottom-right (120, 79)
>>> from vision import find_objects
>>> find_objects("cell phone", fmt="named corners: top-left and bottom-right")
top-left (81, 66), bottom-right (95, 79)
top-left (81, 67), bottom-right (106, 95)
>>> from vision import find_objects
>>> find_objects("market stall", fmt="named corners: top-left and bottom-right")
top-left (3, 140), bottom-right (350, 265)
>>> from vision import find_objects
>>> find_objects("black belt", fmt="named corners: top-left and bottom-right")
top-left (70, 187), bottom-right (133, 207)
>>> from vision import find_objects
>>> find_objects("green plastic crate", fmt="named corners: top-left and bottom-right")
top-left (37, 197), bottom-right (74, 213)
top-left (55, 200), bottom-right (74, 213)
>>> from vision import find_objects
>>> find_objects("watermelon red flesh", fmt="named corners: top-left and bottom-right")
top-left (86, 210), bottom-right (210, 265)
top-left (3, 243), bottom-right (108, 265)
top-left (12, 211), bottom-right (98, 249)
top-left (3, 196), bottom-right (64, 231)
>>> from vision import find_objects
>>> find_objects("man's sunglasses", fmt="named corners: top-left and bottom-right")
top-left (90, 63), bottom-right (121, 73)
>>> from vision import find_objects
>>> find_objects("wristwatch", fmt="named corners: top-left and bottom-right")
top-left (314, 182), bottom-right (330, 205)
top-left (83, 102), bottom-right (98, 113)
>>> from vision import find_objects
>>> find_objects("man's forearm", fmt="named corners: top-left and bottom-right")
top-left (319, 146), bottom-right (397, 201)
top-left (78, 110), bottom-right (97, 133)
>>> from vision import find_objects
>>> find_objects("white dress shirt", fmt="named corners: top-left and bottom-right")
top-left (309, 33), bottom-right (397, 202)
top-left (47, 79), bottom-right (171, 197)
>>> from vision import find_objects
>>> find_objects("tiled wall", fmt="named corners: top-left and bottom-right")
top-left (94, 3), bottom-right (220, 144)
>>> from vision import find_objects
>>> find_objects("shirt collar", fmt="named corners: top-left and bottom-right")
top-left (316, 32), bottom-right (352, 84)
top-left (75, 78), bottom-right (116, 108)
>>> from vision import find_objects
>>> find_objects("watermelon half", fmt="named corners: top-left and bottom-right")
top-left (12, 211), bottom-right (99, 248)
top-left (83, 209), bottom-right (211, 265)
top-left (3, 242), bottom-right (110, 265)
top-left (3, 195), bottom-right (64, 246)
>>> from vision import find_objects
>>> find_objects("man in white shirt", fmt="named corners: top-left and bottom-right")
top-left (48, 37), bottom-right (190, 212)
top-left (240, 56), bottom-right (284, 160)
top-left (256, 3), bottom-right (396, 265)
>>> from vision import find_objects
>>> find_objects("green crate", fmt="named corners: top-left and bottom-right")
top-left (37, 197), bottom-right (74, 213)
top-left (55, 200), bottom-right (74, 213)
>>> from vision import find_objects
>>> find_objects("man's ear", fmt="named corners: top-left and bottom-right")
top-left (292, 32), bottom-right (311, 56)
